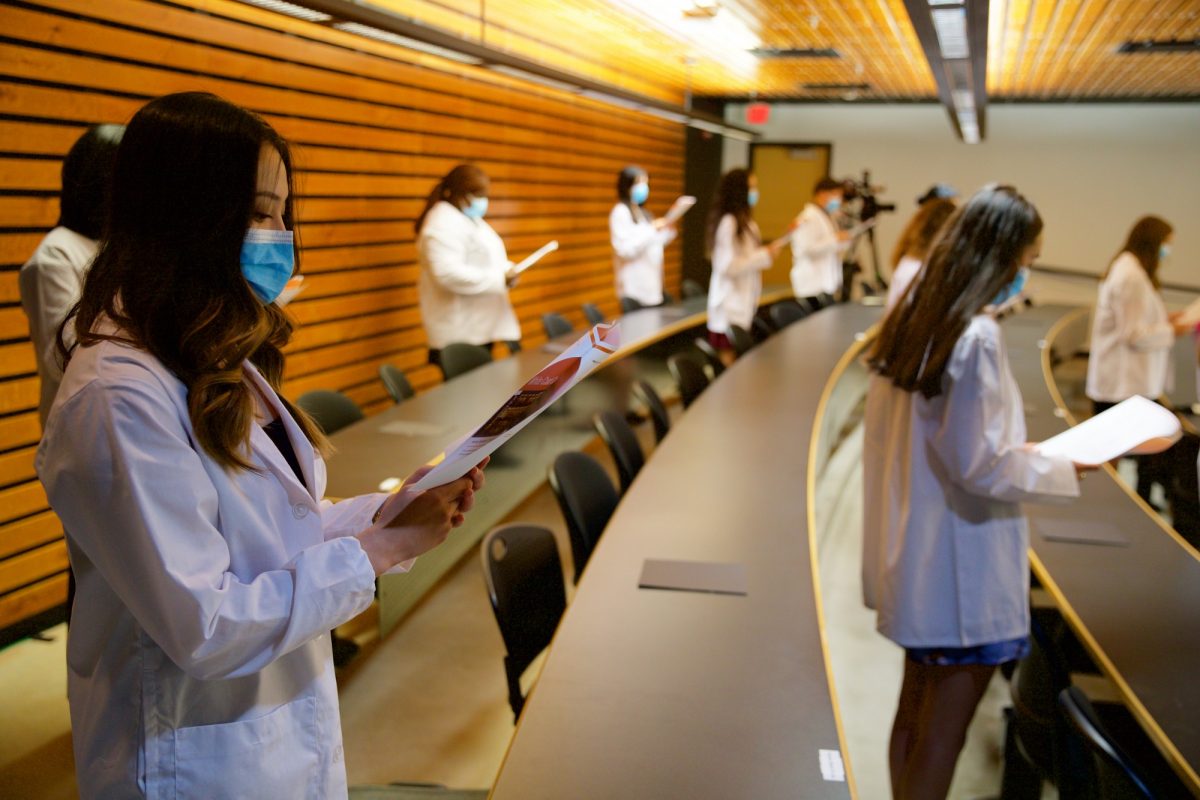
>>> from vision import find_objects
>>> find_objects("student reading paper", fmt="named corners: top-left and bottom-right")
top-left (610, 165), bottom-right (677, 307)
top-left (36, 93), bottom-right (485, 799)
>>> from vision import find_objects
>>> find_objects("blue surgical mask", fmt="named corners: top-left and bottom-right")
top-left (631, 182), bottom-right (649, 205)
top-left (241, 228), bottom-right (294, 304)
top-left (464, 196), bottom-right (489, 219)
top-left (747, 189), bottom-right (759, 208)
top-left (992, 266), bottom-right (1030, 307)
top-left (1160, 244), bottom-right (1171, 261)
top-left (824, 197), bottom-right (842, 214)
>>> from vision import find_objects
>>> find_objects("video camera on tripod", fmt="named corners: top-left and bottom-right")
top-left (839, 169), bottom-right (896, 293)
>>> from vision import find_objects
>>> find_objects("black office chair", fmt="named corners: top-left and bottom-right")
top-left (378, 363), bottom-right (415, 404)
top-left (796, 295), bottom-right (821, 314)
top-left (581, 302), bottom-right (605, 325)
top-left (619, 296), bottom-right (644, 313)
top-left (480, 524), bottom-right (567, 719)
top-left (692, 337), bottom-right (726, 379)
top-left (750, 315), bottom-right (774, 343)
top-left (438, 342), bottom-right (493, 381)
top-left (548, 451), bottom-right (619, 584)
top-left (1058, 687), bottom-right (1159, 799)
top-left (817, 291), bottom-right (836, 308)
top-left (632, 380), bottom-right (671, 444)
top-left (296, 389), bottom-right (365, 435)
top-left (727, 324), bottom-right (755, 357)
top-left (592, 410), bottom-right (645, 494)
top-left (769, 300), bottom-right (809, 330)
top-left (667, 353), bottom-right (710, 410)
top-left (661, 290), bottom-right (676, 304)
top-left (541, 312), bottom-right (575, 339)
top-left (681, 278), bottom-right (706, 299)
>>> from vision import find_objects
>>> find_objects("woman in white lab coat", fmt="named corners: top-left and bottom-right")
top-left (884, 197), bottom-right (955, 310)
top-left (416, 164), bottom-right (520, 366)
top-left (19, 124), bottom-right (123, 425)
top-left (704, 168), bottom-right (784, 349)
top-left (1085, 216), bottom-right (1188, 504)
top-left (36, 92), bottom-right (484, 800)
top-left (610, 165), bottom-right (675, 307)
top-left (863, 185), bottom-right (1085, 799)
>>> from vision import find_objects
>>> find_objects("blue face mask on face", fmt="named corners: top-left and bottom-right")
top-left (824, 197), bottom-right (842, 214)
top-left (747, 189), bottom-right (759, 208)
top-left (992, 265), bottom-right (1030, 307)
top-left (1160, 244), bottom-right (1171, 261)
top-left (631, 182), bottom-right (649, 205)
top-left (241, 228), bottom-right (294, 304)
top-left (464, 196), bottom-right (489, 219)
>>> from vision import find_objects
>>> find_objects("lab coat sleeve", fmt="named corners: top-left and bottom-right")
top-left (319, 493), bottom-right (389, 541)
top-left (42, 377), bottom-right (377, 681)
top-left (609, 205), bottom-right (662, 261)
top-left (24, 244), bottom-right (85, 380)
top-left (419, 225), bottom-right (508, 296)
top-left (791, 215), bottom-right (839, 260)
top-left (929, 333), bottom-right (1080, 503)
top-left (712, 216), bottom-right (771, 278)
top-left (1108, 274), bottom-right (1174, 352)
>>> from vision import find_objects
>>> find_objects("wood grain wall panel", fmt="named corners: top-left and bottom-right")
top-left (0, 0), bottom-right (685, 633)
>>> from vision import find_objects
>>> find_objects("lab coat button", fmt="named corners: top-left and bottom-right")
top-left (292, 503), bottom-right (309, 519)
top-left (334, 744), bottom-right (344, 763)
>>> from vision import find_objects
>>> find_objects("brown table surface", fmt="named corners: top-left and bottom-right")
top-left (489, 302), bottom-right (882, 800)
top-left (1007, 305), bottom-right (1200, 793)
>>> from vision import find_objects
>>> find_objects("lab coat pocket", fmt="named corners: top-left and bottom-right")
top-left (173, 697), bottom-right (319, 799)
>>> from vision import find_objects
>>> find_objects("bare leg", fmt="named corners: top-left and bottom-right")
top-left (889, 656), bottom-right (927, 797)
top-left (898, 662), bottom-right (996, 800)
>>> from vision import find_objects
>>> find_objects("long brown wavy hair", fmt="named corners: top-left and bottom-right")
top-left (1106, 215), bottom-right (1172, 289)
top-left (890, 197), bottom-right (956, 268)
top-left (414, 164), bottom-right (489, 234)
top-left (63, 92), bottom-right (328, 471)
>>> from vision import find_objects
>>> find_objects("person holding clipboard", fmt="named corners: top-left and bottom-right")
top-left (789, 176), bottom-right (851, 307)
top-left (609, 165), bottom-right (688, 308)
top-left (416, 164), bottom-right (523, 366)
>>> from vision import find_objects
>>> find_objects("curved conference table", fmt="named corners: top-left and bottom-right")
top-left (1006, 305), bottom-right (1200, 794)
top-left (489, 303), bottom-right (882, 799)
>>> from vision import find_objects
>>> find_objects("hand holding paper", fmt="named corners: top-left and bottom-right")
top-left (1173, 296), bottom-right (1200, 329)
top-left (662, 195), bottom-right (696, 225)
top-left (1034, 395), bottom-right (1181, 466)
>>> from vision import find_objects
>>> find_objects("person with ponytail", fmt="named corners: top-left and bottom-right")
top-left (610, 165), bottom-right (675, 307)
top-left (416, 164), bottom-right (520, 365)
top-left (35, 93), bottom-right (485, 799)
top-left (704, 168), bottom-right (783, 350)
top-left (862, 185), bottom-right (1089, 799)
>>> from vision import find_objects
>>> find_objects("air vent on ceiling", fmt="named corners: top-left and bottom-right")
top-left (803, 82), bottom-right (871, 91)
top-left (1117, 39), bottom-right (1200, 54)
top-left (750, 47), bottom-right (840, 59)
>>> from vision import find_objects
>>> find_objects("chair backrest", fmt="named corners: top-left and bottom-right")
top-left (541, 312), bottom-right (575, 339)
top-left (581, 302), bottom-right (605, 325)
top-left (750, 315), bottom-right (774, 343)
top-left (692, 337), bottom-right (726, 378)
top-left (481, 524), bottom-right (566, 719)
top-left (727, 324), bottom-right (755, 357)
top-left (439, 342), bottom-right (493, 381)
top-left (378, 363), bottom-right (415, 404)
top-left (769, 300), bottom-right (809, 330)
top-left (1008, 615), bottom-right (1074, 781)
top-left (619, 296), bottom-right (644, 313)
top-left (796, 295), bottom-right (821, 314)
top-left (548, 451), bottom-right (619, 584)
top-left (1058, 687), bottom-right (1156, 799)
top-left (817, 291), bottom-right (836, 308)
top-left (668, 353), bottom-right (710, 409)
top-left (295, 389), bottom-right (364, 435)
top-left (681, 278), bottom-right (706, 299)
top-left (592, 410), bottom-right (645, 494)
top-left (632, 380), bottom-right (671, 443)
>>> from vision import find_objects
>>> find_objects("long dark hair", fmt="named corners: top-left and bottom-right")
top-left (706, 168), bottom-right (756, 253)
top-left (868, 184), bottom-right (1043, 398)
top-left (1107, 215), bottom-right (1172, 289)
top-left (415, 164), bottom-right (488, 233)
top-left (64, 92), bottom-right (327, 470)
top-left (616, 165), bottom-right (649, 223)
top-left (890, 197), bottom-right (956, 268)
top-left (58, 124), bottom-right (124, 240)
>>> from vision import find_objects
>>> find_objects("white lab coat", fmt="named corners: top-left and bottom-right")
top-left (418, 200), bottom-right (520, 350)
top-left (789, 203), bottom-right (842, 298)
top-left (609, 202), bottom-right (675, 306)
top-left (18, 226), bottom-right (97, 424)
top-left (1086, 252), bottom-right (1174, 403)
top-left (36, 333), bottom-right (388, 799)
top-left (707, 214), bottom-right (771, 335)
top-left (886, 255), bottom-right (923, 310)
top-left (862, 315), bottom-right (1079, 648)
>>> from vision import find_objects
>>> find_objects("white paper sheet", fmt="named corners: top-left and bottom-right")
top-left (1175, 296), bottom-right (1200, 328)
top-left (410, 322), bottom-right (621, 490)
top-left (1035, 394), bottom-right (1181, 465)
top-left (511, 240), bottom-right (558, 275)
top-left (663, 195), bottom-right (696, 224)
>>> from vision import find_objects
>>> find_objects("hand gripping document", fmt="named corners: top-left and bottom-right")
top-left (409, 323), bottom-right (621, 491)
top-left (1035, 394), bottom-right (1182, 466)
top-left (662, 195), bottom-right (697, 225)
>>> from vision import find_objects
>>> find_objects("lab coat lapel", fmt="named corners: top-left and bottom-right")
top-left (243, 364), bottom-right (319, 502)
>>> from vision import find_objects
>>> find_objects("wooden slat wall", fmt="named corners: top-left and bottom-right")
top-left (0, 0), bottom-right (685, 632)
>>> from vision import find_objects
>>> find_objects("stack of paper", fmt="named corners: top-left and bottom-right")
top-left (1034, 395), bottom-right (1181, 465)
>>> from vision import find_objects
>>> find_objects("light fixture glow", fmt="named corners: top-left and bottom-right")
top-left (932, 7), bottom-right (970, 59)
top-left (240, 0), bottom-right (332, 22)
top-left (333, 22), bottom-right (485, 64)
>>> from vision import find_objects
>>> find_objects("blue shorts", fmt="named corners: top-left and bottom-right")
top-left (905, 636), bottom-right (1030, 666)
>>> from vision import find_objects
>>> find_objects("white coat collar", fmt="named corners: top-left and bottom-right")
top-left (242, 363), bottom-right (319, 501)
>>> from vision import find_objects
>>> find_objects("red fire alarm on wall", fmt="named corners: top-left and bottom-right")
top-left (746, 102), bottom-right (770, 125)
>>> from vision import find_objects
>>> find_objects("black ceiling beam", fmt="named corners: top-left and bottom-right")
top-left (900, 0), bottom-right (989, 142)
